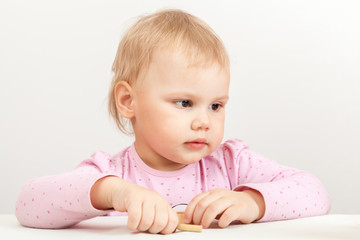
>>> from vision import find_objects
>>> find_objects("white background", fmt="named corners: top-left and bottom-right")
top-left (1, 0), bottom-right (359, 214)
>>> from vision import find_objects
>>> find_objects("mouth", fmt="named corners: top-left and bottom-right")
top-left (184, 138), bottom-right (208, 149)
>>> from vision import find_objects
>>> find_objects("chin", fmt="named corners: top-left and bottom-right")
top-left (185, 153), bottom-right (210, 164)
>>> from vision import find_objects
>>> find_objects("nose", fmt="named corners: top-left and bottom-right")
top-left (191, 110), bottom-right (210, 131)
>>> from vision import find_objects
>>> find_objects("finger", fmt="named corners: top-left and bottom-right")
top-left (148, 203), bottom-right (168, 234)
top-left (192, 192), bottom-right (223, 225)
top-left (126, 200), bottom-right (142, 231)
top-left (160, 208), bottom-right (178, 234)
top-left (184, 192), bottom-right (208, 223)
top-left (201, 198), bottom-right (231, 228)
top-left (217, 206), bottom-right (240, 228)
top-left (137, 201), bottom-right (155, 232)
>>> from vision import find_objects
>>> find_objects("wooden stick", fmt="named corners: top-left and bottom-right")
top-left (176, 212), bottom-right (202, 232)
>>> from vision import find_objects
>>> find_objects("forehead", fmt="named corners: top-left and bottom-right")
top-left (156, 45), bottom-right (228, 69)
top-left (137, 48), bottom-right (230, 95)
top-left (151, 47), bottom-right (229, 77)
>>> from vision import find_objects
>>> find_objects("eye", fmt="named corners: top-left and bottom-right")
top-left (175, 100), bottom-right (192, 108)
top-left (209, 103), bottom-right (222, 111)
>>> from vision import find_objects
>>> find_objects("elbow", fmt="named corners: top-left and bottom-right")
top-left (15, 209), bottom-right (77, 229)
top-left (323, 191), bottom-right (332, 215)
top-left (15, 189), bottom-right (77, 229)
top-left (316, 184), bottom-right (332, 216)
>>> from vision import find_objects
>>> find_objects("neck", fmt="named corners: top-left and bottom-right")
top-left (133, 141), bottom-right (187, 171)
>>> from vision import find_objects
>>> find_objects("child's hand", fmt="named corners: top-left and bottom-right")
top-left (183, 189), bottom-right (265, 228)
top-left (91, 176), bottom-right (178, 234)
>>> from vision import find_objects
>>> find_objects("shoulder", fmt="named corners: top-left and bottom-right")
top-left (77, 151), bottom-right (111, 168)
top-left (204, 138), bottom-right (249, 164)
top-left (216, 138), bottom-right (249, 158)
top-left (76, 146), bottom-right (132, 173)
top-left (222, 138), bottom-right (249, 151)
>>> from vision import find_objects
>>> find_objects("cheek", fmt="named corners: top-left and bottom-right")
top-left (212, 112), bottom-right (225, 128)
top-left (212, 115), bottom-right (225, 138)
top-left (141, 106), bottom-right (187, 134)
top-left (158, 113), bottom-right (188, 135)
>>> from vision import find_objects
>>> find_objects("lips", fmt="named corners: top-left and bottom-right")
top-left (185, 138), bottom-right (208, 149)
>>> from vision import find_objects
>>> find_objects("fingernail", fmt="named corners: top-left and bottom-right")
top-left (183, 216), bottom-right (190, 223)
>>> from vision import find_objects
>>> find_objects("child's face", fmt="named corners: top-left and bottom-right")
top-left (132, 49), bottom-right (229, 171)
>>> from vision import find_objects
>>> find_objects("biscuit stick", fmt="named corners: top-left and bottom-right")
top-left (176, 212), bottom-right (202, 232)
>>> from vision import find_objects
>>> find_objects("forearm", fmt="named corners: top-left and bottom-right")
top-left (237, 172), bottom-right (331, 222)
top-left (235, 148), bottom-right (331, 222)
top-left (16, 172), bottom-right (111, 228)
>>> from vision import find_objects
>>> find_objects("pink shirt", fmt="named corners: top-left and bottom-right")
top-left (15, 139), bottom-right (331, 228)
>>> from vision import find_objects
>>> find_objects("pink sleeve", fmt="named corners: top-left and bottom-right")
top-left (224, 139), bottom-right (331, 222)
top-left (15, 151), bottom-right (115, 228)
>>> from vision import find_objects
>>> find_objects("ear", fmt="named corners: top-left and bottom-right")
top-left (114, 81), bottom-right (135, 119)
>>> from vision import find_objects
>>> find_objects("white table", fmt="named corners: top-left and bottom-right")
top-left (0, 214), bottom-right (359, 240)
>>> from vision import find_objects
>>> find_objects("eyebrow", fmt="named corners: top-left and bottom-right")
top-left (165, 92), bottom-right (229, 102)
top-left (217, 96), bottom-right (229, 101)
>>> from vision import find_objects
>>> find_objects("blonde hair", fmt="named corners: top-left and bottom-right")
top-left (108, 9), bottom-right (229, 134)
